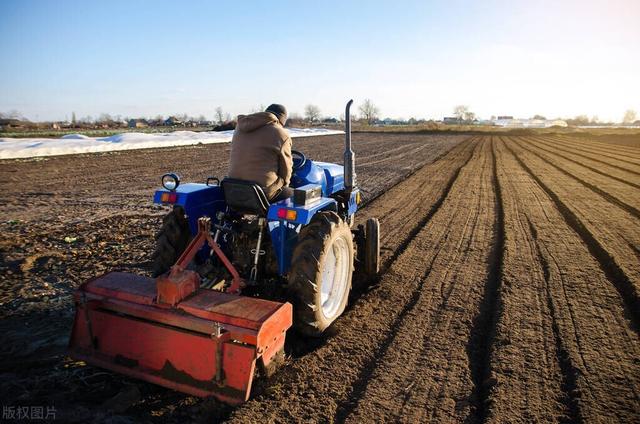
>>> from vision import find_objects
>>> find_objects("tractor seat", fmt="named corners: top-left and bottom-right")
top-left (221, 178), bottom-right (270, 216)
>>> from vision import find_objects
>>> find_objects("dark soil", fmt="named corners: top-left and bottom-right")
top-left (1, 133), bottom-right (637, 423)
top-left (0, 133), bottom-right (463, 423)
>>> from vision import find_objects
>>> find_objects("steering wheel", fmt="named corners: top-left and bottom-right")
top-left (292, 150), bottom-right (307, 170)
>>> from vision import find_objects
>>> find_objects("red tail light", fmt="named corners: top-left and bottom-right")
top-left (276, 208), bottom-right (297, 220)
top-left (161, 192), bottom-right (178, 203)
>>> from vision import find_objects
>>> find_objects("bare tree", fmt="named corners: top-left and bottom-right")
top-left (252, 104), bottom-right (266, 113)
top-left (453, 105), bottom-right (476, 122)
top-left (304, 104), bottom-right (321, 122)
top-left (359, 99), bottom-right (379, 124)
top-left (71, 111), bottom-right (77, 126)
top-left (623, 109), bottom-right (637, 124)
top-left (215, 107), bottom-right (224, 124)
top-left (566, 115), bottom-right (590, 126)
top-left (574, 115), bottom-right (589, 125)
top-left (97, 113), bottom-right (112, 123)
top-left (1, 109), bottom-right (24, 120)
top-left (453, 105), bottom-right (468, 121)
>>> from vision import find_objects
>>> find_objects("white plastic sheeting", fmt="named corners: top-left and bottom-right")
top-left (492, 119), bottom-right (568, 128)
top-left (0, 128), bottom-right (344, 159)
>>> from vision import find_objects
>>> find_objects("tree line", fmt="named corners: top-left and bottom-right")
top-left (1, 104), bottom-right (637, 128)
top-left (449, 105), bottom-right (638, 125)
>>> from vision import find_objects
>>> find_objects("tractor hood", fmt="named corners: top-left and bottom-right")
top-left (291, 159), bottom-right (344, 196)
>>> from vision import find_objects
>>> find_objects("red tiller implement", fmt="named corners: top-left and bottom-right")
top-left (68, 218), bottom-right (292, 404)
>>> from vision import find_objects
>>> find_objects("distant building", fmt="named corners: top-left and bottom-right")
top-left (212, 121), bottom-right (236, 132)
top-left (0, 119), bottom-right (26, 129)
top-left (128, 119), bottom-right (149, 128)
top-left (164, 116), bottom-right (183, 126)
top-left (497, 116), bottom-right (513, 120)
top-left (443, 117), bottom-right (460, 124)
top-left (147, 119), bottom-right (164, 127)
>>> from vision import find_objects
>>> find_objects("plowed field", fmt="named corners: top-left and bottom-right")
top-left (1, 133), bottom-right (638, 423)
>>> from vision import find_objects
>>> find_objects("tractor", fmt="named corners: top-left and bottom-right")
top-left (68, 100), bottom-right (380, 404)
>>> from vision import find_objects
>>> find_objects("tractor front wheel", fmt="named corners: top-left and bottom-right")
top-left (289, 211), bottom-right (354, 337)
top-left (151, 206), bottom-right (191, 277)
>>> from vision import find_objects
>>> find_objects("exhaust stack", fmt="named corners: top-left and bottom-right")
top-left (344, 99), bottom-right (356, 191)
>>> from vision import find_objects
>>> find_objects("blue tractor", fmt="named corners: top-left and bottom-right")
top-left (68, 100), bottom-right (379, 403)
top-left (150, 100), bottom-right (380, 336)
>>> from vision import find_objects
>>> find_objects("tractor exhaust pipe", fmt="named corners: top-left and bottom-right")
top-left (344, 99), bottom-right (356, 191)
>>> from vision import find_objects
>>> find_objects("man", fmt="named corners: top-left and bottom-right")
top-left (228, 104), bottom-right (293, 202)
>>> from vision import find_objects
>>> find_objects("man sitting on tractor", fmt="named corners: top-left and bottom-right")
top-left (229, 104), bottom-right (293, 202)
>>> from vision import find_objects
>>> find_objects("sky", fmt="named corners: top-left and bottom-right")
top-left (1, 0), bottom-right (638, 122)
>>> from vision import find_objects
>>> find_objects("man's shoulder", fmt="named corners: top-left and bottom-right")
top-left (275, 125), bottom-right (290, 140)
top-left (259, 123), bottom-right (290, 141)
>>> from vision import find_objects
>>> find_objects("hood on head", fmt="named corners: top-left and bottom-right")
top-left (236, 112), bottom-right (279, 133)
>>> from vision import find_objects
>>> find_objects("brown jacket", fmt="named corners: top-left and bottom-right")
top-left (228, 112), bottom-right (293, 200)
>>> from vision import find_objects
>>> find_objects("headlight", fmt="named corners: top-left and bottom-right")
top-left (161, 173), bottom-right (180, 191)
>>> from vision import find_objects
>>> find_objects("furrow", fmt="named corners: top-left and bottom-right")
top-left (525, 137), bottom-right (640, 190)
top-left (334, 229), bottom-right (444, 422)
top-left (531, 136), bottom-right (640, 176)
top-left (526, 217), bottom-right (583, 424)
top-left (337, 138), bottom-right (496, 423)
top-left (487, 140), bottom-right (569, 422)
top-left (563, 133), bottom-right (640, 151)
top-left (358, 137), bottom-right (477, 271)
top-left (490, 137), bottom-right (640, 423)
top-left (228, 138), bottom-right (479, 423)
top-left (531, 134), bottom-right (640, 183)
top-left (512, 138), bottom-right (640, 219)
top-left (503, 141), bottom-right (640, 331)
top-left (333, 140), bottom-right (481, 421)
top-left (467, 137), bottom-right (505, 423)
top-left (546, 134), bottom-right (640, 161)
top-left (356, 137), bottom-right (475, 216)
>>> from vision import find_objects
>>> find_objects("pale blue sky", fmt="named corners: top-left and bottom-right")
top-left (1, 0), bottom-right (638, 122)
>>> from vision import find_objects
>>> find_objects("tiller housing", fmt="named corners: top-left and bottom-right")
top-left (68, 218), bottom-right (292, 404)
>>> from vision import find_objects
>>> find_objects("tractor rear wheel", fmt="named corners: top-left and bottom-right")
top-left (289, 211), bottom-right (354, 337)
top-left (151, 206), bottom-right (191, 277)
